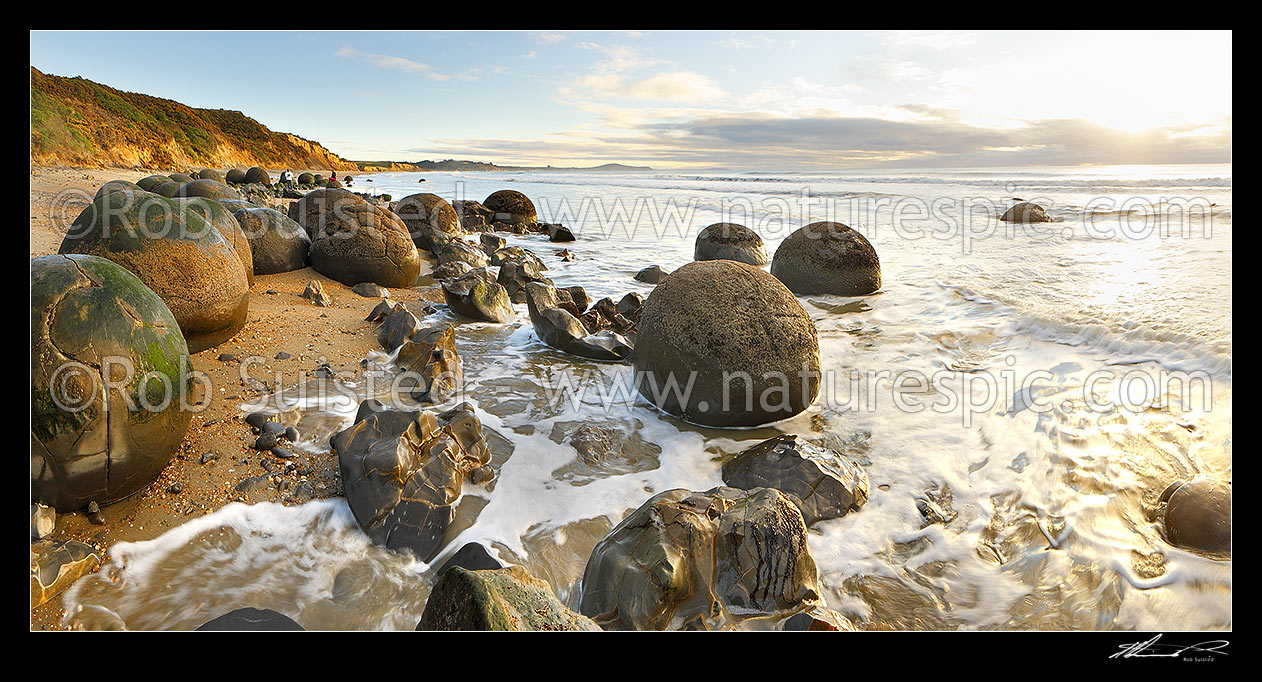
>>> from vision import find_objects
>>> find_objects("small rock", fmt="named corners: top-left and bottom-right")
top-left (217, 353), bottom-right (239, 362)
top-left (351, 282), bottom-right (390, 298)
top-left (235, 474), bottom-right (273, 494)
top-left (86, 501), bottom-right (105, 525)
top-left (274, 351), bottom-right (292, 360)
top-left (300, 280), bottom-right (332, 307)
top-left (167, 483), bottom-right (184, 494)
top-left (201, 451), bottom-right (220, 464)
top-left (31, 503), bottom-right (56, 541)
top-left (634, 264), bottom-right (669, 284)
top-left (254, 432), bottom-right (280, 451)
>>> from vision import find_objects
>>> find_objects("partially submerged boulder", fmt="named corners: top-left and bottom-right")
top-left (771, 222), bottom-right (881, 296)
top-left (1160, 477), bottom-right (1231, 555)
top-left (58, 190), bottom-right (250, 352)
top-left (419, 565), bottom-right (601, 631)
top-left (394, 193), bottom-right (462, 252)
top-left (331, 403), bottom-right (493, 561)
top-left (437, 239), bottom-right (488, 269)
top-left (694, 222), bottom-right (769, 266)
top-left (722, 434), bottom-right (869, 525)
top-left (196, 607), bottom-right (304, 631)
top-left (31, 539), bottom-right (101, 609)
top-left (483, 189), bottom-right (538, 226)
top-left (635, 264), bottom-right (668, 284)
top-left (579, 486), bottom-right (824, 630)
top-left (395, 325), bottom-right (462, 404)
top-left (497, 257), bottom-right (552, 303)
top-left (442, 268), bottom-right (514, 323)
top-left (524, 282), bottom-right (633, 361)
top-left (633, 260), bottom-right (820, 427)
top-left (31, 254), bottom-right (193, 510)
top-left (1000, 201), bottom-right (1052, 223)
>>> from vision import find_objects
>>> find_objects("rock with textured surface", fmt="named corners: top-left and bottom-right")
top-left (175, 197), bottom-right (255, 285)
top-left (437, 239), bottom-right (488, 269)
top-left (31, 539), bottom-right (101, 609)
top-left (395, 325), bottom-right (462, 404)
top-left (351, 282), bottom-right (389, 298)
top-left (31, 503), bottom-right (56, 541)
top-left (395, 193), bottom-right (462, 252)
top-left (497, 257), bottom-right (552, 303)
top-left (419, 565), bottom-right (601, 631)
top-left (174, 179), bottom-right (242, 202)
top-left (31, 255), bottom-right (193, 510)
top-left (230, 206), bottom-right (309, 274)
top-left (524, 282), bottom-right (632, 361)
top-left (452, 199), bottom-right (493, 230)
top-left (58, 190), bottom-right (250, 352)
top-left (1000, 202), bottom-right (1052, 223)
top-left (136, 175), bottom-right (172, 192)
top-left (292, 189), bottom-right (422, 288)
top-left (197, 168), bottom-right (225, 183)
top-left (579, 486), bottom-right (823, 630)
top-left (483, 190), bottom-right (538, 226)
top-left (694, 222), bottom-right (769, 266)
top-left (771, 222), bottom-right (881, 296)
top-left (244, 166), bottom-right (271, 185)
top-left (331, 403), bottom-right (492, 561)
top-left (634, 264), bottom-right (668, 284)
top-left (632, 260), bottom-right (820, 427)
top-left (442, 268), bottom-right (514, 323)
top-left (301, 280), bottom-right (332, 307)
top-left (722, 434), bottom-right (868, 525)
top-left (1160, 477), bottom-right (1231, 555)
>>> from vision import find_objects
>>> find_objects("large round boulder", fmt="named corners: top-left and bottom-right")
top-left (578, 486), bottom-right (825, 630)
top-left (136, 175), bottom-right (172, 192)
top-left (197, 168), bottom-right (225, 183)
top-left (95, 180), bottom-right (142, 200)
top-left (31, 254), bottom-right (193, 511)
top-left (297, 172), bottom-right (315, 185)
top-left (771, 222), bottom-right (881, 296)
top-left (244, 166), bottom-right (271, 185)
top-left (57, 190), bottom-right (251, 353)
top-left (483, 190), bottom-right (537, 225)
top-left (694, 222), bottom-right (769, 266)
top-left (224, 168), bottom-right (247, 184)
top-left (174, 179), bottom-right (243, 202)
top-left (151, 180), bottom-right (182, 198)
top-left (174, 197), bottom-right (255, 285)
top-left (291, 189), bottom-right (421, 288)
top-left (168, 172), bottom-right (194, 184)
top-left (394, 193), bottom-right (462, 252)
top-left (633, 260), bottom-right (820, 426)
top-left (1000, 201), bottom-right (1052, 223)
top-left (1161, 478), bottom-right (1231, 555)
top-left (230, 206), bottom-right (310, 274)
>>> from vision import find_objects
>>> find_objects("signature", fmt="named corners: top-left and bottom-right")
top-left (1110, 634), bottom-right (1229, 660)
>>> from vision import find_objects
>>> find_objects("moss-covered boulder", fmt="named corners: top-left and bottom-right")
top-left (1000, 201), bottom-right (1052, 223)
top-left (197, 168), bottom-right (225, 183)
top-left (31, 254), bottom-right (193, 511)
top-left (230, 205), bottom-right (309, 274)
top-left (224, 168), bottom-right (247, 184)
top-left (694, 222), bottom-right (769, 266)
top-left (771, 222), bottom-right (881, 296)
top-left (174, 197), bottom-right (255, 285)
top-left (174, 179), bottom-right (243, 202)
top-left (244, 166), bottom-right (271, 186)
top-left (419, 565), bottom-right (601, 631)
top-left (168, 172), bottom-right (194, 184)
top-left (579, 486), bottom-right (824, 630)
top-left (291, 189), bottom-right (421, 288)
top-left (395, 193), bottom-right (462, 252)
top-left (442, 268), bottom-right (514, 323)
top-left (57, 190), bottom-right (250, 353)
top-left (483, 190), bottom-right (537, 225)
top-left (297, 172), bottom-right (315, 185)
top-left (136, 175), bottom-right (172, 192)
top-left (151, 180), bottom-right (182, 198)
top-left (633, 260), bottom-right (820, 427)
top-left (95, 180), bottom-right (142, 200)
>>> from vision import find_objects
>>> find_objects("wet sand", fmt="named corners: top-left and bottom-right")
top-left (30, 166), bottom-right (443, 629)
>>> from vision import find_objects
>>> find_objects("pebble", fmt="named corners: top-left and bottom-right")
top-left (201, 451), bottom-right (220, 464)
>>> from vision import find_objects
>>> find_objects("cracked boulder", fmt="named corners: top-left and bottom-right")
top-left (483, 189), bottom-right (538, 226)
top-left (32, 254), bottom-right (193, 511)
top-left (579, 486), bottom-right (824, 630)
top-left (395, 325), bottom-right (462, 404)
top-left (290, 188), bottom-right (421, 288)
top-left (452, 199), bottom-right (492, 230)
top-left (419, 565), bottom-right (601, 631)
top-left (31, 539), bottom-right (101, 609)
top-left (442, 268), bottom-right (514, 323)
top-left (394, 193), bottom-right (462, 252)
top-left (694, 222), bottom-right (769, 266)
top-left (58, 190), bottom-right (250, 352)
top-left (497, 257), bottom-right (552, 303)
top-left (771, 221), bottom-right (881, 296)
top-left (722, 434), bottom-right (868, 525)
top-left (524, 282), bottom-right (632, 362)
top-left (229, 205), bottom-right (309, 275)
top-left (331, 403), bottom-right (492, 561)
top-left (437, 239), bottom-right (488, 269)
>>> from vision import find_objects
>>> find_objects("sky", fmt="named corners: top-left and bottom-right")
top-left (30, 30), bottom-right (1232, 170)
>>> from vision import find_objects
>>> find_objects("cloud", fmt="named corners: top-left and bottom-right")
top-left (535, 32), bottom-right (568, 43)
top-left (713, 34), bottom-right (775, 50)
top-left (335, 45), bottom-right (452, 81)
top-left (571, 71), bottom-right (726, 102)
top-left (521, 51), bottom-right (537, 59)
top-left (878, 30), bottom-right (979, 51)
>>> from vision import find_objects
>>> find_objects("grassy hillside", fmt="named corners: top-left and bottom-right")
top-left (31, 67), bottom-right (356, 171)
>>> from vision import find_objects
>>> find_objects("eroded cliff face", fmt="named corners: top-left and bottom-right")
top-left (31, 68), bottom-right (357, 171)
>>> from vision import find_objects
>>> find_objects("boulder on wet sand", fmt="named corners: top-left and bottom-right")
top-left (419, 565), bottom-right (601, 631)
top-left (635, 264), bottom-right (668, 284)
top-left (1000, 201), bottom-right (1052, 223)
top-left (32, 254), bottom-right (194, 510)
top-left (174, 179), bottom-right (243, 202)
top-left (1160, 477), bottom-right (1231, 555)
top-left (722, 434), bottom-right (869, 525)
top-left (292, 189), bottom-right (422, 288)
top-left (230, 206), bottom-right (310, 275)
top-left (376, 304), bottom-right (420, 351)
top-left (331, 403), bottom-right (493, 561)
top-left (225, 168), bottom-right (247, 184)
top-left (57, 189), bottom-right (249, 353)
top-left (771, 221), bottom-right (881, 296)
top-left (483, 189), bottom-right (537, 226)
top-left (694, 222), bottom-right (769, 266)
top-left (395, 193), bottom-right (463, 252)
top-left (633, 260), bottom-right (820, 427)
top-left (442, 268), bottom-right (514, 323)
top-left (524, 282), bottom-right (633, 362)
top-left (175, 197), bottom-right (255, 285)
top-left (395, 325), bottom-right (462, 404)
top-left (579, 486), bottom-right (824, 630)
top-left (31, 539), bottom-right (101, 609)
top-left (196, 607), bottom-right (304, 631)
top-left (244, 166), bottom-right (271, 186)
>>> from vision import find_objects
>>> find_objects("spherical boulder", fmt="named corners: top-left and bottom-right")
top-left (771, 222), bottom-right (881, 296)
top-left (244, 166), bottom-right (271, 185)
top-left (694, 223), bottom-right (769, 266)
top-left (168, 172), bottom-right (194, 184)
top-left (1161, 478), bottom-right (1231, 555)
top-left (230, 206), bottom-right (310, 274)
top-left (95, 180), bottom-right (142, 200)
top-left (151, 180), bottom-right (182, 198)
top-left (224, 168), bottom-right (247, 184)
top-left (197, 168), bottom-right (225, 183)
top-left (325, 178), bottom-right (344, 189)
top-left (1000, 202), bottom-right (1051, 223)
top-left (31, 254), bottom-right (193, 511)
top-left (394, 193), bottom-right (462, 252)
top-left (484, 190), bottom-right (537, 225)
top-left (174, 179), bottom-right (243, 202)
top-left (297, 172), bottom-right (315, 185)
top-left (174, 197), bottom-right (255, 285)
top-left (633, 260), bottom-right (820, 426)
top-left (58, 190), bottom-right (251, 353)
top-left (136, 175), bottom-right (172, 192)
top-left (292, 189), bottom-right (421, 288)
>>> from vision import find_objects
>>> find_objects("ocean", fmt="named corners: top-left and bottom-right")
top-left (64, 164), bottom-right (1232, 630)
